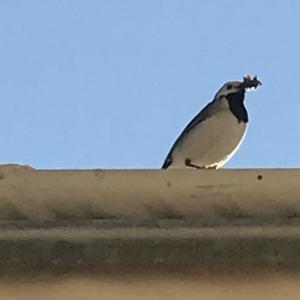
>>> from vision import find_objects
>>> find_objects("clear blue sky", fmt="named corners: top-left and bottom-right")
top-left (0, 1), bottom-right (299, 169)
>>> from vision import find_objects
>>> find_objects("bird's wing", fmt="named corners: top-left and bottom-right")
top-left (161, 99), bottom-right (224, 169)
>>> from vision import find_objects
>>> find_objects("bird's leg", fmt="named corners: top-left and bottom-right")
top-left (185, 158), bottom-right (203, 170)
top-left (207, 166), bottom-right (217, 169)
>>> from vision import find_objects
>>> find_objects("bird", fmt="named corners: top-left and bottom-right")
top-left (162, 75), bottom-right (261, 169)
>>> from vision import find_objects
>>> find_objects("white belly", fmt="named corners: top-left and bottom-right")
top-left (170, 110), bottom-right (247, 169)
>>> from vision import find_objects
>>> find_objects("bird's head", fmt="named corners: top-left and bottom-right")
top-left (214, 75), bottom-right (262, 100)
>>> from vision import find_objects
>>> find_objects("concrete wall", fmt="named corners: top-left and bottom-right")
top-left (0, 164), bottom-right (300, 299)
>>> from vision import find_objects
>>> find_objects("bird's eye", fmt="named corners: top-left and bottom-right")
top-left (227, 84), bottom-right (233, 90)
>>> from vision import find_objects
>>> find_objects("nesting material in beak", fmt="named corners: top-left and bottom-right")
top-left (241, 75), bottom-right (262, 91)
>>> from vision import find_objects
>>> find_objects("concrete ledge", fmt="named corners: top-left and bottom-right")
top-left (0, 164), bottom-right (299, 222)
top-left (1, 225), bottom-right (300, 273)
top-left (0, 164), bottom-right (299, 272)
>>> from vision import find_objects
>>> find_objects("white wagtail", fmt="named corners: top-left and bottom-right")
top-left (162, 75), bottom-right (261, 169)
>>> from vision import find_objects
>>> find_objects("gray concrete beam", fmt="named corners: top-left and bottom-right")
top-left (0, 164), bottom-right (299, 272)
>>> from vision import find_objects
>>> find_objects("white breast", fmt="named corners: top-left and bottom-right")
top-left (169, 109), bottom-right (247, 169)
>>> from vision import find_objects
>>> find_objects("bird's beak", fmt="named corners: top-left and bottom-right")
top-left (239, 75), bottom-right (262, 91)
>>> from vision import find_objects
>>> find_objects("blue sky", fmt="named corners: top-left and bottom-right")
top-left (0, 1), bottom-right (299, 169)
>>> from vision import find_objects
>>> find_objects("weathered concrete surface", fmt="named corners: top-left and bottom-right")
top-left (0, 164), bottom-right (300, 223)
top-left (1, 273), bottom-right (300, 300)
top-left (0, 164), bottom-right (299, 273)
top-left (1, 224), bottom-right (300, 273)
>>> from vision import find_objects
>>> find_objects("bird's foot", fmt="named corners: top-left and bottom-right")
top-left (185, 159), bottom-right (204, 170)
top-left (207, 166), bottom-right (217, 169)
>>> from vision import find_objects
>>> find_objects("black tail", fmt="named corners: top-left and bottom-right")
top-left (161, 156), bottom-right (172, 169)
